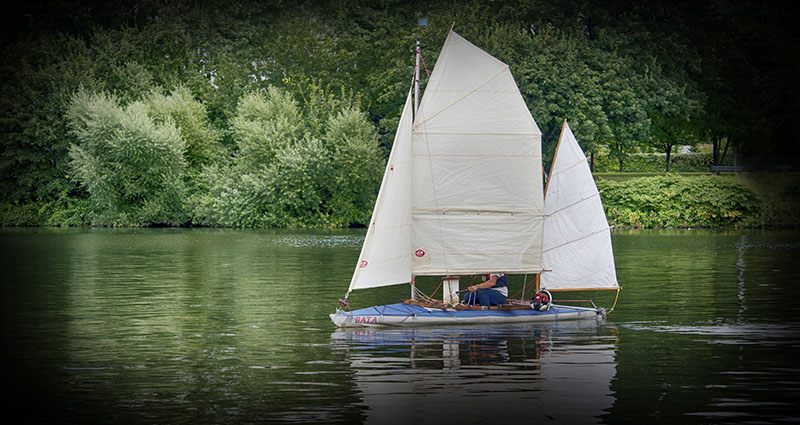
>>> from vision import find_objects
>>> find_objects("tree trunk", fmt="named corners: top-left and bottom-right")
top-left (720, 137), bottom-right (730, 165)
top-left (665, 144), bottom-right (672, 172)
top-left (712, 135), bottom-right (719, 166)
top-left (590, 151), bottom-right (595, 172)
top-left (618, 157), bottom-right (624, 172)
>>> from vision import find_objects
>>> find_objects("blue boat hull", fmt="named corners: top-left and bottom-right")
top-left (330, 302), bottom-right (605, 327)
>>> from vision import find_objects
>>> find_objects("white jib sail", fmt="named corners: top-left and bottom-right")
top-left (347, 90), bottom-right (414, 291)
top-left (541, 120), bottom-right (619, 290)
top-left (411, 31), bottom-right (544, 275)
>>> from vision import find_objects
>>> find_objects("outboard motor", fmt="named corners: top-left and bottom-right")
top-left (532, 289), bottom-right (552, 311)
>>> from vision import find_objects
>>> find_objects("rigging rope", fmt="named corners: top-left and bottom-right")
top-left (607, 287), bottom-right (621, 314)
top-left (510, 275), bottom-right (538, 299)
top-left (420, 53), bottom-right (431, 76)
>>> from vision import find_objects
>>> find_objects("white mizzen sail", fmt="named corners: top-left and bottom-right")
top-left (411, 31), bottom-right (544, 275)
top-left (347, 90), bottom-right (414, 291)
top-left (541, 120), bottom-right (618, 290)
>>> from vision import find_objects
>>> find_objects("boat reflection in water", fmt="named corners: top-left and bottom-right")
top-left (331, 322), bottom-right (617, 424)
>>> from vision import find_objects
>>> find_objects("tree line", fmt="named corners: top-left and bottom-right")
top-left (1, 0), bottom-right (797, 227)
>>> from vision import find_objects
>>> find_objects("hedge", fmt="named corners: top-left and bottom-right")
top-left (596, 173), bottom-right (800, 228)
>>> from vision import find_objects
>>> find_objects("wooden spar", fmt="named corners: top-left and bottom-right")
top-left (555, 299), bottom-right (596, 303)
top-left (545, 287), bottom-right (622, 292)
top-left (535, 273), bottom-right (541, 291)
top-left (543, 119), bottom-right (568, 200)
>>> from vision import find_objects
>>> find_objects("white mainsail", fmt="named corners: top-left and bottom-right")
top-left (348, 30), bottom-right (545, 291)
top-left (540, 120), bottom-right (619, 290)
top-left (347, 90), bottom-right (414, 291)
top-left (411, 31), bottom-right (544, 275)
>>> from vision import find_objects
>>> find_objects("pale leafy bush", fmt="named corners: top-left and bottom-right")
top-left (67, 90), bottom-right (187, 225)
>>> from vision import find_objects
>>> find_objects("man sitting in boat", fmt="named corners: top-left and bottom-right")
top-left (463, 273), bottom-right (508, 307)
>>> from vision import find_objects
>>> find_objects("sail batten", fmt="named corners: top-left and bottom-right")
top-left (545, 192), bottom-right (601, 218)
top-left (412, 131), bottom-right (540, 136)
top-left (543, 225), bottom-right (613, 253)
top-left (550, 157), bottom-right (594, 178)
top-left (414, 208), bottom-right (539, 214)
top-left (412, 66), bottom-right (507, 127)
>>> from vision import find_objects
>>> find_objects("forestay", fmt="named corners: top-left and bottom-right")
top-left (411, 31), bottom-right (544, 276)
top-left (541, 121), bottom-right (619, 290)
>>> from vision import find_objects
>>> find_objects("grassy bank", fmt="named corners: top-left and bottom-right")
top-left (596, 173), bottom-right (800, 229)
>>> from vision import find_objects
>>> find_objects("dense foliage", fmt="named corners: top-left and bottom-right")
top-left (189, 87), bottom-right (383, 228)
top-left (592, 153), bottom-right (718, 173)
top-left (596, 174), bottom-right (800, 229)
top-left (0, 0), bottom-right (797, 227)
top-left (67, 90), bottom-right (189, 225)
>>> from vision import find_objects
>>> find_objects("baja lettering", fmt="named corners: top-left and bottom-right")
top-left (354, 316), bottom-right (379, 324)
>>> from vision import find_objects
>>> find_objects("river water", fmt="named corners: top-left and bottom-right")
top-left (2, 228), bottom-right (799, 424)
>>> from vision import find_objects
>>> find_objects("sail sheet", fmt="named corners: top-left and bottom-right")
top-left (347, 91), bottom-right (414, 291)
top-left (411, 31), bottom-right (544, 275)
top-left (541, 121), bottom-right (618, 290)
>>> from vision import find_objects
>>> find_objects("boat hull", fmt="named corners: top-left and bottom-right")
top-left (330, 302), bottom-right (605, 328)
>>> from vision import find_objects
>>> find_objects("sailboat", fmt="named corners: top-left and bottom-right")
top-left (330, 30), bottom-right (620, 328)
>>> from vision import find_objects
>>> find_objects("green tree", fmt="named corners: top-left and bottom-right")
top-left (323, 107), bottom-right (384, 226)
top-left (259, 138), bottom-right (331, 227)
top-left (0, 34), bottom-right (98, 207)
top-left (144, 86), bottom-right (223, 171)
top-left (199, 86), bottom-right (323, 227)
top-left (194, 86), bottom-right (383, 228)
top-left (592, 30), bottom-right (651, 172)
top-left (231, 88), bottom-right (304, 170)
top-left (648, 112), bottom-right (696, 172)
top-left (67, 90), bottom-right (187, 225)
top-left (644, 71), bottom-right (703, 172)
top-left (510, 23), bottom-right (611, 169)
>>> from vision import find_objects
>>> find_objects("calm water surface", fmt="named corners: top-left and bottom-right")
top-left (2, 228), bottom-right (799, 424)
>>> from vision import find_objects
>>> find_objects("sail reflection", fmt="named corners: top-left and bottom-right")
top-left (332, 323), bottom-right (618, 424)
